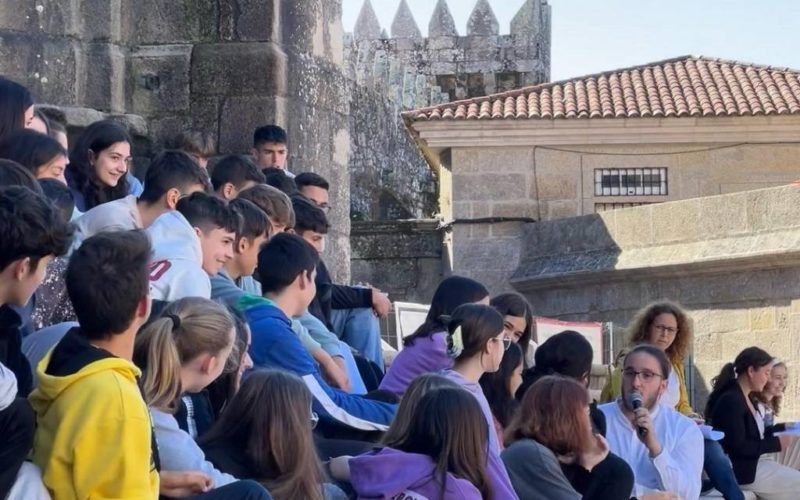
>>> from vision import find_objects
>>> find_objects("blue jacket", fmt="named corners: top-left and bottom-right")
top-left (240, 296), bottom-right (396, 432)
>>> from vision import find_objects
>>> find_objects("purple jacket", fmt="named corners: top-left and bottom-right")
top-left (442, 369), bottom-right (519, 500)
top-left (379, 332), bottom-right (452, 397)
top-left (349, 447), bottom-right (482, 500)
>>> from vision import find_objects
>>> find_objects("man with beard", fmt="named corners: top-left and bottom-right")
top-left (600, 344), bottom-right (703, 499)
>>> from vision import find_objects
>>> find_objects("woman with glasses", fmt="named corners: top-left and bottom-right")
top-left (601, 301), bottom-right (744, 500)
top-left (440, 303), bottom-right (519, 499)
top-left (201, 369), bottom-right (347, 500)
top-left (66, 119), bottom-right (142, 212)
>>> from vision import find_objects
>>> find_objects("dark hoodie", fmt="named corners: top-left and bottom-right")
top-left (309, 260), bottom-right (372, 330)
top-left (0, 305), bottom-right (32, 397)
top-left (349, 447), bottom-right (482, 500)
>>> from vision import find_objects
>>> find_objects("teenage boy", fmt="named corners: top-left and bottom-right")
top-left (169, 130), bottom-right (216, 170)
top-left (295, 171), bottom-right (331, 212)
top-left (251, 125), bottom-right (292, 177)
top-left (147, 192), bottom-right (240, 301)
top-left (238, 183), bottom-right (294, 236)
top-left (74, 150), bottom-right (210, 245)
top-left (210, 155), bottom-right (265, 200)
top-left (292, 195), bottom-right (388, 369)
top-left (600, 345), bottom-right (703, 499)
top-left (0, 186), bottom-right (71, 496)
top-left (29, 230), bottom-right (159, 499)
top-left (242, 233), bottom-right (396, 433)
top-left (209, 200), bottom-right (351, 391)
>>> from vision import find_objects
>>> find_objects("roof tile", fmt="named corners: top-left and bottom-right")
top-left (407, 56), bottom-right (800, 122)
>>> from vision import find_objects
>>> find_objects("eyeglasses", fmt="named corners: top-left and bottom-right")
top-left (653, 325), bottom-right (678, 335)
top-left (622, 368), bottom-right (664, 382)
top-left (318, 203), bottom-right (332, 213)
top-left (492, 337), bottom-right (512, 351)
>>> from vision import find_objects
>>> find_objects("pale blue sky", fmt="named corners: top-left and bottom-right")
top-left (342, 0), bottom-right (800, 81)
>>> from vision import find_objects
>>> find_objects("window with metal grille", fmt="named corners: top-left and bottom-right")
top-left (594, 168), bottom-right (668, 196)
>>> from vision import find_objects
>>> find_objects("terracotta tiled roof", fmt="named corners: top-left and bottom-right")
top-left (405, 56), bottom-right (800, 122)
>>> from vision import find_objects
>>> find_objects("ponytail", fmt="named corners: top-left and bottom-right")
top-left (135, 316), bottom-right (183, 411)
top-left (134, 297), bottom-right (235, 413)
top-left (706, 346), bottom-right (773, 419)
top-left (446, 304), bottom-right (504, 362)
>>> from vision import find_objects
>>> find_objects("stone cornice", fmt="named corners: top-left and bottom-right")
top-left (409, 115), bottom-right (800, 150)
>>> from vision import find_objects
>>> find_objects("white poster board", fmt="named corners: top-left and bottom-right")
top-left (392, 302), bottom-right (430, 352)
top-left (535, 317), bottom-right (605, 365)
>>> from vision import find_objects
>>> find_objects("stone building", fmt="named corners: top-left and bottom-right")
top-left (345, 0), bottom-right (552, 221)
top-left (0, 0), bottom-right (351, 282)
top-left (404, 56), bottom-right (800, 416)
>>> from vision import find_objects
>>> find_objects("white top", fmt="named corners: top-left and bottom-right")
top-left (600, 401), bottom-right (703, 500)
top-left (73, 195), bottom-right (142, 248)
top-left (661, 368), bottom-right (681, 410)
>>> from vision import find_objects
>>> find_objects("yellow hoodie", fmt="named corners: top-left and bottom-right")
top-left (28, 329), bottom-right (159, 500)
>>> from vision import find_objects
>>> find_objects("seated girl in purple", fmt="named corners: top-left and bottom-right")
top-left (379, 276), bottom-right (489, 397)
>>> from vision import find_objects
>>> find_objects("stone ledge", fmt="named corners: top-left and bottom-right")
top-left (511, 184), bottom-right (800, 291)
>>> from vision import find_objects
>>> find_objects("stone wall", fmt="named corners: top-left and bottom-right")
top-left (501, 185), bottom-right (800, 419)
top-left (0, 0), bottom-right (353, 281)
top-left (344, 0), bottom-right (551, 220)
top-left (350, 219), bottom-right (444, 304)
top-left (349, 84), bottom-right (437, 220)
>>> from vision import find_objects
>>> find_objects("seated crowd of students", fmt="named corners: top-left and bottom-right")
top-left (2, 75), bottom-right (800, 500)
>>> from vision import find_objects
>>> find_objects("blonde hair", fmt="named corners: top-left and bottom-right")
top-left (135, 297), bottom-right (235, 412)
top-left (626, 300), bottom-right (693, 364)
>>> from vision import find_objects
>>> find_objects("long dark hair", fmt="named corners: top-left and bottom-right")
top-left (0, 77), bottom-right (33, 143)
top-left (491, 293), bottom-right (534, 361)
top-left (480, 342), bottom-right (522, 427)
top-left (200, 370), bottom-right (326, 500)
top-left (705, 346), bottom-right (773, 419)
top-left (404, 275), bottom-right (489, 347)
top-left (0, 129), bottom-right (67, 177)
top-left (385, 387), bottom-right (493, 499)
top-left (447, 303), bottom-right (505, 362)
top-left (67, 120), bottom-right (132, 209)
top-left (517, 330), bottom-right (593, 400)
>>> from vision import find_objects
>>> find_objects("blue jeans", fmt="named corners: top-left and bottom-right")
top-left (298, 312), bottom-right (368, 394)
top-left (192, 480), bottom-right (272, 499)
top-left (329, 308), bottom-right (384, 371)
top-left (704, 438), bottom-right (744, 500)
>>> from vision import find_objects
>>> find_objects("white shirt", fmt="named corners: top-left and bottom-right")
top-left (661, 369), bottom-right (681, 409)
top-left (600, 401), bottom-right (703, 500)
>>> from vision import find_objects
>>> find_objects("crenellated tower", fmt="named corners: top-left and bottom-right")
top-left (345, 0), bottom-right (551, 107)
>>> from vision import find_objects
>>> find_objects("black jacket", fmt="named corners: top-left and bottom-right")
top-left (710, 385), bottom-right (782, 485)
top-left (309, 260), bottom-right (372, 330)
top-left (0, 305), bottom-right (32, 397)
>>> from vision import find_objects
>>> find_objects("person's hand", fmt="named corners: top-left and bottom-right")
top-left (779, 433), bottom-right (794, 450)
top-left (159, 471), bottom-right (212, 498)
top-left (632, 406), bottom-right (662, 457)
top-left (371, 287), bottom-right (392, 318)
top-left (579, 433), bottom-right (609, 472)
top-left (640, 492), bottom-right (678, 500)
top-left (322, 356), bottom-right (351, 392)
top-left (328, 456), bottom-right (352, 481)
top-left (688, 412), bottom-right (705, 425)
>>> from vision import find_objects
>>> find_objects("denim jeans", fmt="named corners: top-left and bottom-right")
top-left (329, 308), bottom-right (384, 371)
top-left (704, 438), bottom-right (745, 500)
top-left (298, 312), bottom-right (368, 395)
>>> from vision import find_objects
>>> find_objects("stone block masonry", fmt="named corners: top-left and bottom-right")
top-left (0, 0), bottom-right (352, 282)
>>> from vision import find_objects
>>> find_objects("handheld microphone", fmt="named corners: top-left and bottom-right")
top-left (630, 391), bottom-right (648, 438)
